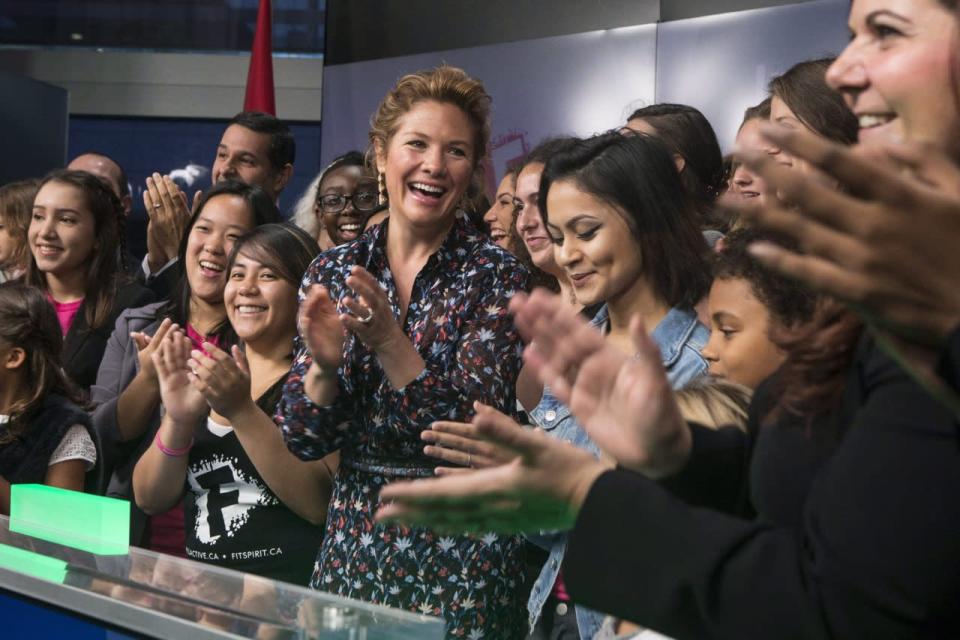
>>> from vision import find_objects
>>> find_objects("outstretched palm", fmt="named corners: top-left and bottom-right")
top-left (511, 290), bottom-right (688, 477)
top-left (152, 331), bottom-right (207, 424)
top-left (299, 285), bottom-right (346, 371)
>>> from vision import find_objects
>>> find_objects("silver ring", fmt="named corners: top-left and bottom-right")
top-left (467, 454), bottom-right (472, 467)
top-left (153, 203), bottom-right (162, 209)
top-left (355, 306), bottom-right (374, 324)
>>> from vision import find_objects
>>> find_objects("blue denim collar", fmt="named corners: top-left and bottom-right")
top-left (591, 304), bottom-right (701, 367)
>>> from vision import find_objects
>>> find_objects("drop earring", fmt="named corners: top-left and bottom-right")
top-left (378, 172), bottom-right (387, 206)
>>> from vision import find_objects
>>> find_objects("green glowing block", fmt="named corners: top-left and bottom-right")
top-left (0, 543), bottom-right (67, 583)
top-left (9, 484), bottom-right (129, 555)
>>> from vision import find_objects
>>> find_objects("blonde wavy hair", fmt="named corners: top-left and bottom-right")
top-left (675, 378), bottom-right (752, 432)
top-left (367, 65), bottom-right (492, 210)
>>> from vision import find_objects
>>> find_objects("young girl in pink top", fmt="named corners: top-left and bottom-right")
top-left (26, 170), bottom-right (154, 392)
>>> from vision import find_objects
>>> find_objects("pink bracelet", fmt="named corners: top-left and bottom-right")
top-left (154, 432), bottom-right (193, 457)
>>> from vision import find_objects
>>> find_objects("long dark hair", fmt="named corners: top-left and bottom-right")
top-left (538, 132), bottom-right (711, 310)
top-left (159, 180), bottom-right (281, 344)
top-left (766, 58), bottom-right (861, 423)
top-left (627, 103), bottom-right (725, 230)
top-left (0, 284), bottom-right (84, 442)
top-left (226, 223), bottom-right (320, 290)
top-left (25, 170), bottom-right (128, 331)
top-left (769, 58), bottom-right (858, 146)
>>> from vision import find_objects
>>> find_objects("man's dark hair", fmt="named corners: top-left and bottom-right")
top-left (713, 228), bottom-right (818, 328)
top-left (539, 132), bottom-right (712, 310)
top-left (229, 111), bottom-right (296, 171)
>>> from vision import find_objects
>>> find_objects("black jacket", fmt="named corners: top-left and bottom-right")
top-left (63, 279), bottom-right (155, 393)
top-left (564, 339), bottom-right (960, 639)
top-left (0, 394), bottom-right (102, 491)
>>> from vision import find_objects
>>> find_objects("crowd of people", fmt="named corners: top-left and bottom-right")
top-left (1, 0), bottom-right (959, 637)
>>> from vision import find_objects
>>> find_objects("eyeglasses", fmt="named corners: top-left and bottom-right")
top-left (317, 190), bottom-right (379, 214)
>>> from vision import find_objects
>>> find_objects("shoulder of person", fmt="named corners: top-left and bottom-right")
top-left (303, 236), bottom-right (369, 285)
top-left (111, 299), bottom-right (167, 336)
top-left (113, 278), bottom-right (156, 310)
top-left (42, 393), bottom-right (92, 428)
top-left (465, 240), bottom-right (531, 288)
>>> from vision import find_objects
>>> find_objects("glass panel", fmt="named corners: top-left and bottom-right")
top-left (0, 515), bottom-right (444, 639)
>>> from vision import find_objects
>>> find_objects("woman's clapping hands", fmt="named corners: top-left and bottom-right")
top-left (151, 328), bottom-right (208, 425)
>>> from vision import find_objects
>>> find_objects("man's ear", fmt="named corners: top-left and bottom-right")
top-left (121, 195), bottom-right (133, 217)
top-left (273, 163), bottom-right (295, 196)
top-left (4, 347), bottom-right (26, 371)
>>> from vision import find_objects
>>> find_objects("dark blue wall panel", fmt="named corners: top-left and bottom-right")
top-left (68, 116), bottom-right (322, 259)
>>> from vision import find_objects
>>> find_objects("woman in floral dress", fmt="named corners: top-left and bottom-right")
top-left (277, 65), bottom-right (529, 638)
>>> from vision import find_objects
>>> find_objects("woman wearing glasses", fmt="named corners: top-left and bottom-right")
top-left (290, 152), bottom-right (383, 250)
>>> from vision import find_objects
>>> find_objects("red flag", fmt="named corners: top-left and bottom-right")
top-left (243, 0), bottom-right (276, 115)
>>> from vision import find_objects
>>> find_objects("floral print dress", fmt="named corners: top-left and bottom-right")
top-left (277, 215), bottom-right (530, 639)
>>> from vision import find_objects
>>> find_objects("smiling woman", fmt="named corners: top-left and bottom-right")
top-left (132, 223), bottom-right (335, 585)
top-left (90, 179), bottom-right (280, 555)
top-left (827, 0), bottom-right (960, 152)
top-left (277, 65), bottom-right (530, 638)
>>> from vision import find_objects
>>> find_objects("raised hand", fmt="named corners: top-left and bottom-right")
top-left (422, 403), bottom-right (521, 472)
top-left (377, 407), bottom-right (606, 534)
top-left (299, 284), bottom-right (347, 372)
top-left (510, 290), bottom-right (689, 478)
top-left (151, 329), bottom-right (208, 425)
top-left (144, 173), bottom-right (192, 272)
top-left (730, 126), bottom-right (960, 346)
top-left (188, 343), bottom-right (255, 422)
top-left (724, 125), bottom-right (960, 414)
top-left (131, 318), bottom-right (175, 382)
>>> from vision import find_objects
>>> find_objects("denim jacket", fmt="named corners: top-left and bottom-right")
top-left (525, 304), bottom-right (709, 638)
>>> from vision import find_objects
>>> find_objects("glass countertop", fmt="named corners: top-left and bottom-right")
top-left (0, 514), bottom-right (444, 639)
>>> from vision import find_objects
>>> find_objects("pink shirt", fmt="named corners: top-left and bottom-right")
top-left (552, 571), bottom-right (571, 602)
top-left (46, 295), bottom-right (84, 337)
top-left (143, 501), bottom-right (187, 558)
top-left (186, 323), bottom-right (221, 353)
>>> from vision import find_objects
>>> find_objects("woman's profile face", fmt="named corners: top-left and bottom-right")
top-left (544, 179), bottom-right (643, 308)
top-left (768, 96), bottom-right (818, 174)
top-left (483, 174), bottom-right (516, 251)
top-left (827, 0), bottom-right (960, 154)
top-left (514, 162), bottom-right (558, 273)
top-left (375, 100), bottom-right (476, 230)
top-left (731, 119), bottom-right (768, 203)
